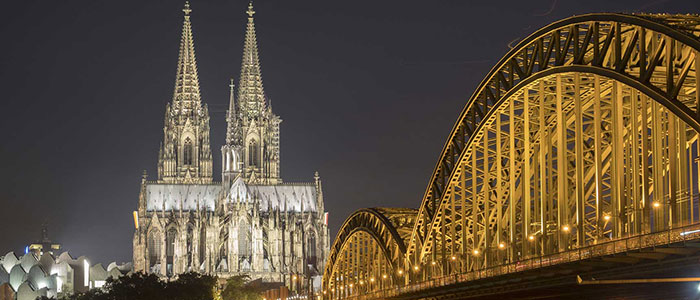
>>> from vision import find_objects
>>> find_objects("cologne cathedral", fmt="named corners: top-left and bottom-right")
top-left (132, 2), bottom-right (330, 290)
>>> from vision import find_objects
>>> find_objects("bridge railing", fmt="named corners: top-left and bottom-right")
top-left (337, 223), bottom-right (700, 299)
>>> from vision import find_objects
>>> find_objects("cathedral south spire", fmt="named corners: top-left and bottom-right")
top-left (172, 1), bottom-right (201, 114)
top-left (158, 1), bottom-right (213, 184)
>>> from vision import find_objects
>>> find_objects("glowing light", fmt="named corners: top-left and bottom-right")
top-left (697, 282), bottom-right (700, 291)
top-left (653, 201), bottom-right (661, 208)
top-left (603, 215), bottom-right (611, 221)
top-left (83, 260), bottom-right (90, 287)
top-left (498, 243), bottom-right (506, 249)
top-left (382, 274), bottom-right (387, 279)
top-left (450, 256), bottom-right (457, 261)
top-left (56, 277), bottom-right (62, 293)
top-left (133, 211), bottom-right (139, 229)
top-left (292, 275), bottom-right (297, 281)
top-left (349, 283), bottom-right (353, 288)
top-left (473, 249), bottom-right (480, 255)
top-left (528, 235), bottom-right (535, 241)
top-left (562, 225), bottom-right (570, 232)
top-left (680, 229), bottom-right (700, 236)
top-left (370, 277), bottom-right (375, 282)
top-left (359, 280), bottom-right (364, 285)
top-left (323, 291), bottom-right (327, 295)
top-left (431, 261), bottom-right (437, 265)
top-left (398, 270), bottom-right (403, 275)
top-left (413, 266), bottom-right (419, 271)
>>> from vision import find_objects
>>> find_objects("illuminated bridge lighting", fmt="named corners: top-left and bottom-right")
top-left (322, 13), bottom-right (700, 300)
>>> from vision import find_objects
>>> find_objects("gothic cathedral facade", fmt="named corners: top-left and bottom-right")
top-left (132, 2), bottom-right (330, 290)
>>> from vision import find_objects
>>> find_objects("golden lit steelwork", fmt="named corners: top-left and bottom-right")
top-left (323, 13), bottom-right (700, 299)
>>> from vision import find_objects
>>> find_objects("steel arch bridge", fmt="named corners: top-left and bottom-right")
top-left (323, 13), bottom-right (700, 299)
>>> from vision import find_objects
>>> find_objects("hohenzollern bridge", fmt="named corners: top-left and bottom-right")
top-left (322, 13), bottom-right (700, 299)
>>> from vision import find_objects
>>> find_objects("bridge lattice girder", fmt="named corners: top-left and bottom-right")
top-left (322, 208), bottom-right (417, 295)
top-left (324, 13), bottom-right (700, 299)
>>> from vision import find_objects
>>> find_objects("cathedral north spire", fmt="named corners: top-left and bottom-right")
top-left (237, 1), bottom-right (266, 119)
top-left (222, 1), bottom-right (281, 184)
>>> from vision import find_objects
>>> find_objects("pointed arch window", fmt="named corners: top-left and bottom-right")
top-left (307, 231), bottom-right (317, 266)
top-left (248, 140), bottom-right (258, 167)
top-left (148, 230), bottom-right (162, 269)
top-left (199, 226), bottom-right (207, 266)
top-left (186, 225), bottom-right (194, 268)
top-left (166, 227), bottom-right (177, 275)
top-left (183, 138), bottom-right (193, 166)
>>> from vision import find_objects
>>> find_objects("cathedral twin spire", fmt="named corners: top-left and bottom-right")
top-left (173, 1), bottom-right (202, 115)
top-left (224, 1), bottom-right (282, 184)
top-left (158, 1), bottom-right (279, 185)
top-left (158, 1), bottom-right (213, 183)
top-left (236, 2), bottom-right (267, 120)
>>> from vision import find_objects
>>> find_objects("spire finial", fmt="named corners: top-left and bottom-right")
top-left (183, 1), bottom-right (192, 16)
top-left (246, 1), bottom-right (255, 18)
top-left (229, 78), bottom-right (235, 90)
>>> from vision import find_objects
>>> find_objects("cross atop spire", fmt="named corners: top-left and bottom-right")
top-left (183, 1), bottom-right (192, 16)
top-left (246, 1), bottom-right (255, 18)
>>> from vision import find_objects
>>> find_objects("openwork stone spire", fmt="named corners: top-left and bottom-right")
top-left (237, 1), bottom-right (266, 119)
top-left (158, 1), bottom-right (213, 184)
top-left (222, 1), bottom-right (281, 185)
top-left (172, 0), bottom-right (202, 114)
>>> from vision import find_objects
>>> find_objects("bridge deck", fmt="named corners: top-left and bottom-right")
top-left (345, 224), bottom-right (700, 299)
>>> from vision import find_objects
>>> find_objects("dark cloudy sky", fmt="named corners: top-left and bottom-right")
top-left (1, 0), bottom-right (699, 264)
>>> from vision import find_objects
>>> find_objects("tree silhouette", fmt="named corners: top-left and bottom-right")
top-left (38, 272), bottom-right (220, 300)
top-left (220, 275), bottom-right (262, 300)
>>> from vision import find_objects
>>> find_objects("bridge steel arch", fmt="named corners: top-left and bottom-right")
top-left (322, 208), bottom-right (416, 298)
top-left (323, 13), bottom-right (700, 299)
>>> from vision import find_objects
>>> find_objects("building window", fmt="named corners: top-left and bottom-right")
top-left (186, 226), bottom-right (193, 268)
top-left (248, 140), bottom-right (258, 167)
top-left (199, 226), bottom-right (207, 267)
top-left (307, 232), bottom-right (317, 265)
top-left (238, 219), bottom-right (252, 262)
top-left (183, 138), bottom-right (193, 166)
top-left (166, 227), bottom-right (177, 275)
top-left (148, 230), bottom-right (162, 269)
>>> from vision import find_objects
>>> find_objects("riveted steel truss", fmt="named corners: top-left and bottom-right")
top-left (323, 208), bottom-right (417, 299)
top-left (323, 13), bottom-right (700, 299)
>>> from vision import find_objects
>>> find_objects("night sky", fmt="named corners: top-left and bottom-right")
top-left (1, 0), bottom-right (699, 265)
